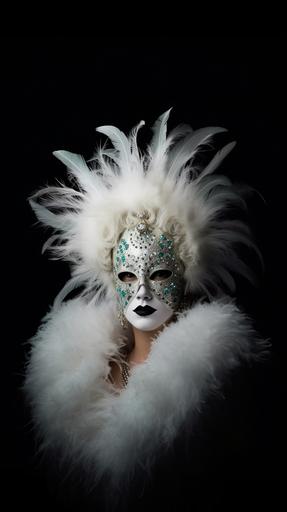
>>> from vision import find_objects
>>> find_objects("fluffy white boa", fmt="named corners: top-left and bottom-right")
top-left (25, 297), bottom-right (265, 492)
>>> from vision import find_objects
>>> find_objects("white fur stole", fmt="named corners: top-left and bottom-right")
top-left (25, 297), bottom-right (265, 492)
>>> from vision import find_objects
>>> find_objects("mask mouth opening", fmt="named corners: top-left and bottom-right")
top-left (133, 305), bottom-right (157, 316)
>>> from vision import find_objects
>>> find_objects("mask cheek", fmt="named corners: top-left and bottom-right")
top-left (152, 278), bottom-right (184, 310)
top-left (115, 280), bottom-right (136, 312)
top-left (149, 283), bottom-right (164, 303)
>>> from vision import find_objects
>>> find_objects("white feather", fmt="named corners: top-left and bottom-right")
top-left (129, 119), bottom-right (145, 161)
top-left (96, 125), bottom-right (133, 175)
top-left (147, 108), bottom-right (172, 173)
top-left (53, 150), bottom-right (98, 193)
top-left (167, 126), bottom-right (227, 179)
top-left (200, 141), bottom-right (237, 178)
top-left (149, 108), bottom-right (172, 154)
top-left (29, 199), bottom-right (62, 230)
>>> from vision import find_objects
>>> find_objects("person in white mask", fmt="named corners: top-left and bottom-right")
top-left (25, 110), bottom-right (267, 504)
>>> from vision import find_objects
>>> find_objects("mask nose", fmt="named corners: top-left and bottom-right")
top-left (136, 276), bottom-right (152, 301)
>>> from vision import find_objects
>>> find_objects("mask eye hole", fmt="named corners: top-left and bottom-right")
top-left (150, 269), bottom-right (172, 281)
top-left (118, 271), bottom-right (137, 283)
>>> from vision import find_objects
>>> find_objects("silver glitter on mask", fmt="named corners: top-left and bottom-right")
top-left (112, 224), bottom-right (185, 313)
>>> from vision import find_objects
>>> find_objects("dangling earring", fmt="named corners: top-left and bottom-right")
top-left (117, 307), bottom-right (128, 329)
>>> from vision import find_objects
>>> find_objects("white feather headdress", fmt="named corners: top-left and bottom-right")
top-left (30, 109), bottom-right (261, 306)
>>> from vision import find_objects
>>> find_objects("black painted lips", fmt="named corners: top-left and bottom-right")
top-left (134, 305), bottom-right (157, 316)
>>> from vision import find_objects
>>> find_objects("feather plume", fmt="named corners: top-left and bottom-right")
top-left (29, 110), bottom-right (262, 305)
top-left (200, 141), bottom-right (237, 178)
top-left (53, 150), bottom-right (98, 193)
top-left (129, 119), bottom-right (145, 161)
top-left (147, 108), bottom-right (172, 173)
top-left (96, 125), bottom-right (133, 175)
top-left (167, 127), bottom-right (227, 180)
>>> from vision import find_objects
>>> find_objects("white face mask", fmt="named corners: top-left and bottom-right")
top-left (112, 224), bottom-right (185, 331)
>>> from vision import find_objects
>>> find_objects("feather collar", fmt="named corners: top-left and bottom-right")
top-left (25, 297), bottom-right (264, 492)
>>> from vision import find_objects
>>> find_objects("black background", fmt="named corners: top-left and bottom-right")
top-left (1, 37), bottom-right (282, 510)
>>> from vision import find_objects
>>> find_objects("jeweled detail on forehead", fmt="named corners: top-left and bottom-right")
top-left (132, 210), bottom-right (149, 234)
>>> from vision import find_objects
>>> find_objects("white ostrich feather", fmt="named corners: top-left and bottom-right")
top-left (200, 140), bottom-right (237, 177)
top-left (166, 126), bottom-right (227, 180)
top-left (96, 125), bottom-right (133, 175)
top-left (147, 108), bottom-right (172, 173)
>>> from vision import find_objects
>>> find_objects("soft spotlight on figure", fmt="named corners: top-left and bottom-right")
top-left (24, 109), bottom-right (268, 504)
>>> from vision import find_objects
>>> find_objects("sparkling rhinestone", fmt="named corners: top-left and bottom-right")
top-left (137, 222), bottom-right (147, 232)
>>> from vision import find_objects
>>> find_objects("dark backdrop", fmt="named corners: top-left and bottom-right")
top-left (1, 37), bottom-right (282, 510)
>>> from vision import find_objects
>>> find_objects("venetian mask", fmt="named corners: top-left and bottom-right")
top-left (112, 216), bottom-right (185, 331)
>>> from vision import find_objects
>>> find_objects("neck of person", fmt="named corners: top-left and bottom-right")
top-left (128, 316), bottom-right (175, 366)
